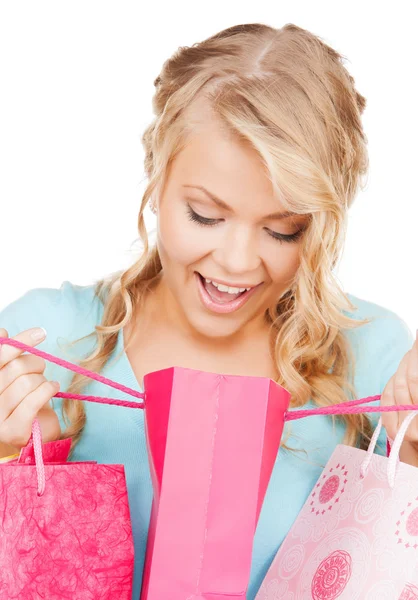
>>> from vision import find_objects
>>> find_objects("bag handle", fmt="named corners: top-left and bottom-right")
top-left (2, 335), bottom-right (418, 437)
top-left (30, 418), bottom-right (46, 496)
top-left (0, 335), bottom-right (146, 498)
top-left (387, 412), bottom-right (418, 487)
top-left (2, 336), bottom-right (418, 417)
top-left (284, 396), bottom-right (418, 420)
top-left (360, 412), bottom-right (418, 488)
top-left (0, 336), bottom-right (145, 408)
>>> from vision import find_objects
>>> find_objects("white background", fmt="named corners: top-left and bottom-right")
top-left (0, 1), bottom-right (416, 334)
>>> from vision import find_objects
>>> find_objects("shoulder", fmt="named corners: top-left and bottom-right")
top-left (0, 280), bottom-right (105, 409)
top-left (344, 292), bottom-right (414, 393)
top-left (344, 292), bottom-right (413, 347)
top-left (0, 280), bottom-right (102, 339)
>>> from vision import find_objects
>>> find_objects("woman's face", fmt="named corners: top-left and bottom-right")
top-left (154, 124), bottom-right (309, 343)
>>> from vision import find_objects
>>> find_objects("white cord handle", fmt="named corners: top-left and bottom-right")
top-left (359, 417), bottom-right (383, 479)
top-left (360, 412), bottom-right (418, 488)
top-left (387, 412), bottom-right (418, 488)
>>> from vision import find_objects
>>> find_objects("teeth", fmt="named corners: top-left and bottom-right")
top-left (205, 278), bottom-right (251, 294)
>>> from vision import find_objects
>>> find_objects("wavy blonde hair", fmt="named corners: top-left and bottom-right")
top-left (58, 22), bottom-right (374, 458)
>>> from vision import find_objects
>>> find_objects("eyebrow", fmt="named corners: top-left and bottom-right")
top-left (182, 184), bottom-right (299, 220)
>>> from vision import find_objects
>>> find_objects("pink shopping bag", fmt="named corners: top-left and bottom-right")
top-left (256, 411), bottom-right (418, 600)
top-left (140, 366), bottom-right (291, 600)
top-left (0, 418), bottom-right (135, 600)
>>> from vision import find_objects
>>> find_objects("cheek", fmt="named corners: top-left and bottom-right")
top-left (265, 245), bottom-right (301, 284)
top-left (157, 211), bottom-right (211, 267)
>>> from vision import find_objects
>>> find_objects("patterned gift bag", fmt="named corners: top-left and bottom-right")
top-left (256, 411), bottom-right (418, 600)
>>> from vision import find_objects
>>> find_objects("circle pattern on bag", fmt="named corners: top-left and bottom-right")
top-left (309, 463), bottom-right (349, 517)
top-left (299, 527), bottom-right (370, 598)
top-left (395, 496), bottom-right (418, 549)
top-left (354, 488), bottom-right (384, 524)
top-left (319, 476), bottom-right (340, 504)
top-left (311, 550), bottom-right (352, 600)
top-left (399, 583), bottom-right (418, 600)
top-left (406, 507), bottom-right (418, 537)
top-left (278, 544), bottom-right (305, 580)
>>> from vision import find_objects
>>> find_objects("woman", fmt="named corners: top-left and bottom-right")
top-left (1, 23), bottom-right (417, 599)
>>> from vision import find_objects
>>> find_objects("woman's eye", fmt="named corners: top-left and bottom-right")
top-left (186, 205), bottom-right (220, 226)
top-left (186, 204), bottom-right (304, 243)
top-left (267, 228), bottom-right (305, 243)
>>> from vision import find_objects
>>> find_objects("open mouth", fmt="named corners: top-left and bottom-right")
top-left (195, 272), bottom-right (262, 314)
top-left (198, 273), bottom-right (248, 302)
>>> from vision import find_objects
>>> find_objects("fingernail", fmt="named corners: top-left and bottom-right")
top-left (31, 327), bottom-right (47, 341)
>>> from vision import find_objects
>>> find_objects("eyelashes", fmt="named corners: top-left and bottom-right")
top-left (185, 204), bottom-right (304, 244)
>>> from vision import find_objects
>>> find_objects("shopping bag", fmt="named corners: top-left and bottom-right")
top-left (140, 366), bottom-right (291, 600)
top-left (0, 418), bottom-right (135, 600)
top-left (256, 411), bottom-right (418, 600)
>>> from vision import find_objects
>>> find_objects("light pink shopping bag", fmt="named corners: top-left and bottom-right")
top-left (140, 366), bottom-right (291, 600)
top-left (256, 411), bottom-right (418, 600)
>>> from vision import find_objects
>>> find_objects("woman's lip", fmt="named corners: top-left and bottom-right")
top-left (196, 272), bottom-right (263, 289)
top-left (195, 272), bottom-right (262, 314)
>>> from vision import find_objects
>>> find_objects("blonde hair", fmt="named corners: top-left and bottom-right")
top-left (58, 22), bottom-right (374, 457)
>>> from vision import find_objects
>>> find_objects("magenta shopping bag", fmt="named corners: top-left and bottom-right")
top-left (140, 366), bottom-right (291, 600)
top-left (256, 411), bottom-right (418, 600)
top-left (0, 418), bottom-right (135, 600)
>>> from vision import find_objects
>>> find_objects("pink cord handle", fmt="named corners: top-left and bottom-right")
top-left (32, 418), bottom-right (46, 496)
top-left (1, 336), bottom-right (417, 422)
top-left (2, 335), bottom-right (417, 495)
top-left (0, 336), bottom-right (145, 408)
top-left (0, 336), bottom-right (146, 497)
top-left (284, 395), bottom-right (418, 420)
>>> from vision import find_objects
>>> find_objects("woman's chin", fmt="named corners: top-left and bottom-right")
top-left (185, 310), bottom-right (248, 343)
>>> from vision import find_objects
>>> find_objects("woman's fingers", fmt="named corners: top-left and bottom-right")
top-left (406, 333), bottom-right (418, 407)
top-left (393, 349), bottom-right (412, 424)
top-left (4, 380), bottom-right (60, 448)
top-left (381, 333), bottom-right (418, 444)
top-left (0, 373), bottom-right (46, 422)
top-left (0, 327), bottom-right (47, 369)
top-left (381, 371), bottom-right (398, 441)
top-left (0, 326), bottom-right (61, 450)
top-left (0, 353), bottom-right (46, 396)
top-left (404, 334), bottom-right (418, 443)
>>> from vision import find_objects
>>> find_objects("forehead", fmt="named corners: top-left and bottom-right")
top-left (168, 125), bottom-right (310, 226)
top-left (172, 126), bottom-right (278, 206)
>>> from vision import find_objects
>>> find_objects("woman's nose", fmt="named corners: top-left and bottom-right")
top-left (213, 228), bottom-right (261, 275)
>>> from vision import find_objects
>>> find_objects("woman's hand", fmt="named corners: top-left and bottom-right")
top-left (0, 327), bottom-right (61, 458)
top-left (380, 329), bottom-right (418, 466)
